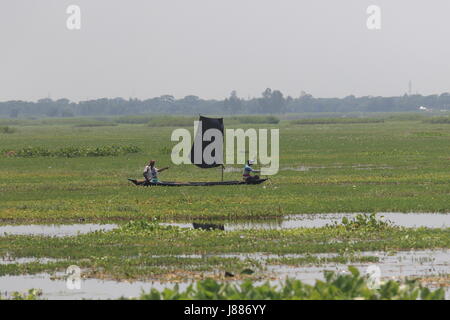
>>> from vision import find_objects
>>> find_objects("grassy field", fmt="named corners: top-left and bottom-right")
top-left (0, 115), bottom-right (449, 299)
top-left (1, 116), bottom-right (450, 222)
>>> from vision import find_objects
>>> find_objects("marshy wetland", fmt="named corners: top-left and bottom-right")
top-left (1, 115), bottom-right (450, 299)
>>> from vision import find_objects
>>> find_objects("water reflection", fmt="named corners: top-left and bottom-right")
top-left (193, 222), bottom-right (225, 231)
top-left (162, 212), bottom-right (450, 231)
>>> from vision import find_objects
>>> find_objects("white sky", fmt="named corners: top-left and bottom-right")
top-left (1, 0), bottom-right (449, 102)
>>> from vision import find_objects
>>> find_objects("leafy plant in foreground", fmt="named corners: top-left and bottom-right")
top-left (0, 289), bottom-right (42, 300)
top-left (139, 267), bottom-right (445, 300)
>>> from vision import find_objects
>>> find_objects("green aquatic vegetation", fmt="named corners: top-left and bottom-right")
top-left (115, 115), bottom-right (154, 124)
top-left (266, 255), bottom-right (379, 266)
top-left (334, 213), bottom-right (394, 232)
top-left (1, 145), bottom-right (141, 158)
top-left (0, 259), bottom-right (86, 277)
top-left (121, 219), bottom-right (167, 232)
top-left (0, 289), bottom-right (43, 300)
top-left (147, 116), bottom-right (197, 127)
top-left (3, 268), bottom-right (444, 300)
top-left (0, 254), bottom-right (260, 281)
top-left (0, 126), bottom-right (17, 134)
top-left (1, 266), bottom-right (446, 301)
top-left (1, 222), bottom-right (448, 281)
top-left (2, 119), bottom-right (450, 223)
top-left (411, 131), bottom-right (450, 137)
top-left (1, 118), bottom-right (450, 285)
top-left (228, 115), bottom-right (280, 124)
top-left (138, 267), bottom-right (445, 300)
top-left (291, 118), bottom-right (384, 125)
top-left (73, 122), bottom-right (118, 127)
top-left (423, 116), bottom-right (450, 124)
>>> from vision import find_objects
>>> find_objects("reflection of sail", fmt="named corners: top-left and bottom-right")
top-left (190, 116), bottom-right (224, 168)
top-left (193, 222), bottom-right (225, 231)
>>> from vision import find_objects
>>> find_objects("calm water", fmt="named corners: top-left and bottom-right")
top-left (2, 213), bottom-right (447, 238)
top-left (0, 273), bottom-right (191, 300)
top-left (0, 224), bottom-right (118, 237)
top-left (0, 249), bottom-right (448, 299)
top-left (1, 214), bottom-right (448, 299)
top-left (162, 212), bottom-right (450, 230)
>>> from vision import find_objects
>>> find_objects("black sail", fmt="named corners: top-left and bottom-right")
top-left (190, 116), bottom-right (224, 168)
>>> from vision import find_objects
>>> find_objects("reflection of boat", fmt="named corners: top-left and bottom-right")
top-left (192, 223), bottom-right (224, 231)
top-left (128, 178), bottom-right (267, 187)
top-left (129, 116), bottom-right (268, 187)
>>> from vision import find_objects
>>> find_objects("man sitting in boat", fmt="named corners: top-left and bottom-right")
top-left (243, 160), bottom-right (260, 182)
top-left (143, 160), bottom-right (169, 183)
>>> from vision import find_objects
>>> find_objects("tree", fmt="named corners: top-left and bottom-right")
top-left (45, 107), bottom-right (59, 117)
top-left (271, 90), bottom-right (286, 113)
top-left (9, 108), bottom-right (19, 118)
top-left (182, 95), bottom-right (199, 103)
top-left (61, 108), bottom-right (74, 117)
top-left (159, 95), bottom-right (175, 104)
top-left (224, 91), bottom-right (242, 114)
top-left (258, 88), bottom-right (285, 114)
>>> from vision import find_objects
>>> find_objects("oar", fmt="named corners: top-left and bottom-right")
top-left (256, 164), bottom-right (272, 186)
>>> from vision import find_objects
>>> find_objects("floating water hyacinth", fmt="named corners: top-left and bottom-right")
top-left (2, 145), bottom-right (141, 158)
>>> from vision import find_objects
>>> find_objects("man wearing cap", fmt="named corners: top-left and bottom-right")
top-left (243, 160), bottom-right (260, 182)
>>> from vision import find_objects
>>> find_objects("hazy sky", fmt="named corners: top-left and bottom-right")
top-left (1, 0), bottom-right (449, 102)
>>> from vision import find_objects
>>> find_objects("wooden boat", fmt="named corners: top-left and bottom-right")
top-left (130, 116), bottom-right (268, 187)
top-left (128, 178), bottom-right (267, 187)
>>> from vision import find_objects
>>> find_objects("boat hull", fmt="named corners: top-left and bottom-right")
top-left (128, 178), bottom-right (268, 187)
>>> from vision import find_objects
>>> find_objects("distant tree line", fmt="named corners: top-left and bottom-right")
top-left (1, 89), bottom-right (450, 118)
